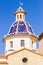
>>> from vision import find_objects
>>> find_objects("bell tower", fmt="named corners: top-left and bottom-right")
top-left (3, 6), bottom-right (37, 55)
top-left (14, 6), bottom-right (26, 21)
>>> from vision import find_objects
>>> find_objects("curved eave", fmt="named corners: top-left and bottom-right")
top-left (14, 11), bottom-right (26, 16)
top-left (3, 34), bottom-right (38, 43)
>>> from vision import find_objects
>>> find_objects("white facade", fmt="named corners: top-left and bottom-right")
top-left (16, 13), bottom-right (25, 21)
top-left (5, 37), bottom-right (34, 55)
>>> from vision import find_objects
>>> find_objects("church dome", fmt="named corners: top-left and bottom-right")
top-left (8, 21), bottom-right (34, 35)
top-left (8, 6), bottom-right (34, 35)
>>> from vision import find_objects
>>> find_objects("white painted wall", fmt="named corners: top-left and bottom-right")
top-left (16, 13), bottom-right (25, 21)
top-left (5, 38), bottom-right (33, 54)
top-left (0, 59), bottom-right (7, 61)
top-left (5, 37), bottom-right (37, 55)
top-left (25, 38), bottom-right (32, 49)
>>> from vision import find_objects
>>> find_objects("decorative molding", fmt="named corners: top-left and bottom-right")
top-left (0, 61), bottom-right (8, 64)
top-left (3, 34), bottom-right (38, 43)
top-left (6, 48), bottom-right (43, 59)
top-left (0, 55), bottom-right (6, 59)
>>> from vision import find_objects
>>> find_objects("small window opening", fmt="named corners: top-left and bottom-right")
top-left (20, 14), bottom-right (22, 19)
top-left (21, 40), bottom-right (24, 47)
top-left (22, 57), bottom-right (28, 63)
top-left (32, 41), bottom-right (33, 48)
top-left (10, 41), bottom-right (13, 48)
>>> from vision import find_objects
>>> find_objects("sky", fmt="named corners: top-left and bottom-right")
top-left (0, 0), bottom-right (43, 54)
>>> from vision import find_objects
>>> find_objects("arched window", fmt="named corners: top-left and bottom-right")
top-left (21, 40), bottom-right (24, 47)
top-left (10, 41), bottom-right (13, 48)
top-left (32, 41), bottom-right (33, 48)
top-left (20, 14), bottom-right (22, 19)
top-left (17, 15), bottom-right (19, 19)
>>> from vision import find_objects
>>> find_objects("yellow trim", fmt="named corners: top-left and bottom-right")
top-left (0, 62), bottom-right (8, 64)
top-left (0, 55), bottom-right (6, 59)
top-left (3, 34), bottom-right (38, 43)
top-left (14, 11), bottom-right (26, 16)
top-left (6, 48), bottom-right (43, 59)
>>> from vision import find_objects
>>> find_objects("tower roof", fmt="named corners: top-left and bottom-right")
top-left (6, 6), bottom-right (35, 36)
top-left (14, 6), bottom-right (26, 15)
top-left (38, 33), bottom-right (43, 41)
top-left (8, 21), bottom-right (34, 35)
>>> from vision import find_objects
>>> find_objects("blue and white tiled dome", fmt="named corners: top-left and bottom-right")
top-left (8, 21), bottom-right (34, 35)
top-left (8, 6), bottom-right (34, 35)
